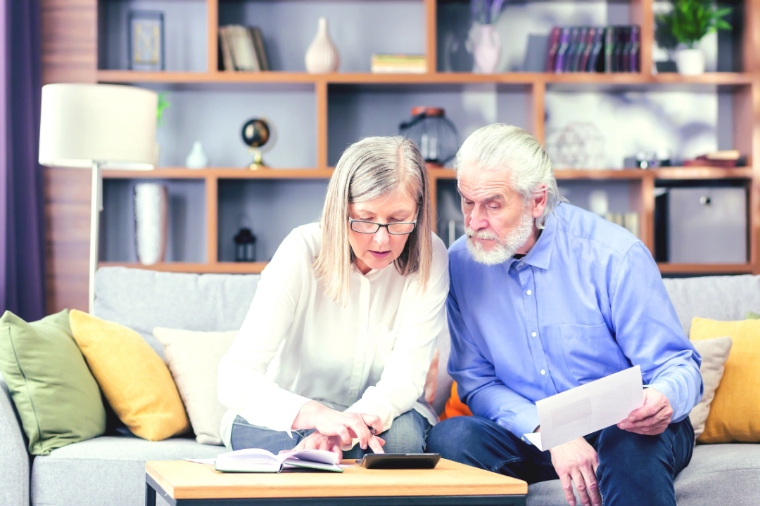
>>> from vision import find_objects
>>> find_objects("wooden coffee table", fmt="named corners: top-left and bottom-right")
top-left (145, 458), bottom-right (527, 505)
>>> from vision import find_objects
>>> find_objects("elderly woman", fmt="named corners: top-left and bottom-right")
top-left (217, 136), bottom-right (449, 458)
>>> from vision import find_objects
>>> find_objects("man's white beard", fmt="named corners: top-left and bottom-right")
top-left (465, 211), bottom-right (535, 265)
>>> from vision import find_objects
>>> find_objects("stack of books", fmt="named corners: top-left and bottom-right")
top-left (683, 150), bottom-right (745, 168)
top-left (546, 26), bottom-right (640, 74)
top-left (604, 212), bottom-right (640, 238)
top-left (219, 25), bottom-right (270, 72)
top-left (371, 54), bottom-right (426, 74)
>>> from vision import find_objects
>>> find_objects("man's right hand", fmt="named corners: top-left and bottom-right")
top-left (548, 437), bottom-right (601, 506)
top-left (292, 401), bottom-right (384, 453)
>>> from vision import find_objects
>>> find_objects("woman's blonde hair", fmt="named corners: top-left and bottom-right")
top-left (314, 136), bottom-right (433, 304)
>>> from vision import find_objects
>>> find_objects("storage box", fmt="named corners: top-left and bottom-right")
top-left (667, 187), bottom-right (747, 264)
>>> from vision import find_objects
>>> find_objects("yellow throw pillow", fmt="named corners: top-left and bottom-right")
top-left (69, 310), bottom-right (189, 441)
top-left (690, 317), bottom-right (760, 443)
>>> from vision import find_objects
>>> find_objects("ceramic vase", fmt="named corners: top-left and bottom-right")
top-left (305, 17), bottom-right (339, 73)
top-left (134, 183), bottom-right (168, 265)
top-left (470, 23), bottom-right (501, 74)
top-left (675, 48), bottom-right (705, 76)
top-left (185, 141), bottom-right (209, 169)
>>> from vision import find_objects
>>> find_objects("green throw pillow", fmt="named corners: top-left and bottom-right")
top-left (747, 311), bottom-right (760, 320)
top-left (0, 310), bottom-right (106, 455)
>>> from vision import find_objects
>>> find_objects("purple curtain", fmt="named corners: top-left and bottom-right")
top-left (0, 0), bottom-right (45, 319)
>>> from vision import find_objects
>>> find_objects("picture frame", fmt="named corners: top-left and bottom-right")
top-left (128, 10), bottom-right (165, 71)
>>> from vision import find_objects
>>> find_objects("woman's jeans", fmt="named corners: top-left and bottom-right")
top-left (231, 409), bottom-right (431, 459)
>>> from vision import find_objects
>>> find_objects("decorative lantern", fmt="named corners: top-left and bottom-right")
top-left (234, 228), bottom-right (256, 262)
top-left (398, 107), bottom-right (459, 166)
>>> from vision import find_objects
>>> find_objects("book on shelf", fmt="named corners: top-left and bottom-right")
top-left (604, 27), bottom-right (615, 73)
top-left (251, 27), bottom-right (270, 71)
top-left (553, 27), bottom-right (571, 73)
top-left (578, 27), bottom-right (595, 72)
top-left (188, 448), bottom-right (343, 473)
top-left (546, 27), bottom-right (561, 72)
top-left (219, 26), bottom-right (235, 72)
top-left (628, 26), bottom-right (640, 73)
top-left (546, 25), bottom-right (640, 74)
top-left (587, 28), bottom-right (605, 72)
top-left (371, 54), bottom-right (426, 74)
top-left (218, 25), bottom-right (270, 72)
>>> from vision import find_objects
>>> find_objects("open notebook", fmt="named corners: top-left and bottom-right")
top-left (188, 448), bottom-right (343, 473)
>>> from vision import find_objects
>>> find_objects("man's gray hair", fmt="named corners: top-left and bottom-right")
top-left (455, 124), bottom-right (563, 229)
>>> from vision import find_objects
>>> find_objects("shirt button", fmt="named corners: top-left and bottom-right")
top-left (531, 332), bottom-right (537, 337)
top-left (526, 290), bottom-right (532, 296)
top-left (540, 369), bottom-right (546, 375)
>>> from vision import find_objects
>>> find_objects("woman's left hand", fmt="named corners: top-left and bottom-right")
top-left (293, 432), bottom-right (386, 460)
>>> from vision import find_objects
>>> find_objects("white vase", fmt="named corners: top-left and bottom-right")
top-left (470, 23), bottom-right (501, 74)
top-left (305, 17), bottom-right (339, 73)
top-left (675, 48), bottom-right (705, 76)
top-left (134, 183), bottom-right (168, 265)
top-left (185, 141), bottom-right (209, 169)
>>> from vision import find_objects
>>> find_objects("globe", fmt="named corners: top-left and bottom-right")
top-left (241, 118), bottom-right (270, 148)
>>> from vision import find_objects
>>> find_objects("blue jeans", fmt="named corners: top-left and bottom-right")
top-left (426, 415), bottom-right (694, 506)
top-left (231, 409), bottom-right (431, 459)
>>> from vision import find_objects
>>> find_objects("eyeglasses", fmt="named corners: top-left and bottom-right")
top-left (348, 218), bottom-right (417, 235)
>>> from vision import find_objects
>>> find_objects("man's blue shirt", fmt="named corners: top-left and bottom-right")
top-left (447, 203), bottom-right (703, 438)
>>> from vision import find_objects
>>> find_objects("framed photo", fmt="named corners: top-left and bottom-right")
top-left (128, 10), bottom-right (164, 71)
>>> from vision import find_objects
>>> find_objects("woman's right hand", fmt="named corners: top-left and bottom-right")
top-left (293, 401), bottom-right (385, 453)
top-left (293, 431), bottom-right (385, 460)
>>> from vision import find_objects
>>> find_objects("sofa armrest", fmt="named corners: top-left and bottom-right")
top-left (0, 373), bottom-right (30, 506)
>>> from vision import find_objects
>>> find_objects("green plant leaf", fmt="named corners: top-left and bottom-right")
top-left (658, 0), bottom-right (733, 46)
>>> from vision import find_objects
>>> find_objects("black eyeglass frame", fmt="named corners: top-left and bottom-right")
top-left (348, 217), bottom-right (418, 235)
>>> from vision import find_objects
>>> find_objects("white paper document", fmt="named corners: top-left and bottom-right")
top-left (524, 365), bottom-right (643, 451)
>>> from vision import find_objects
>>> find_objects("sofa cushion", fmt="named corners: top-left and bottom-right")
top-left (0, 372), bottom-right (29, 506)
top-left (689, 336), bottom-right (732, 439)
top-left (690, 317), bottom-right (760, 443)
top-left (153, 327), bottom-right (237, 446)
top-left (662, 275), bottom-right (760, 335)
top-left (527, 444), bottom-right (760, 506)
top-left (31, 436), bottom-right (226, 506)
top-left (94, 267), bottom-right (260, 360)
top-left (0, 310), bottom-right (106, 455)
top-left (70, 310), bottom-right (190, 442)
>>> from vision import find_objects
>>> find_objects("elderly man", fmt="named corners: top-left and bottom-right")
top-left (427, 124), bottom-right (702, 506)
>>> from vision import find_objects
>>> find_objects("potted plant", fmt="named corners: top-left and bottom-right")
top-left (658, 0), bottom-right (732, 75)
top-left (154, 93), bottom-right (169, 165)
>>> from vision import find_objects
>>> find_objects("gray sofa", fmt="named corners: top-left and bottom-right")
top-left (1, 267), bottom-right (759, 506)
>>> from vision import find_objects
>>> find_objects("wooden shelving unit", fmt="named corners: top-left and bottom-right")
top-left (40, 0), bottom-right (760, 310)
top-left (96, 70), bottom-right (755, 87)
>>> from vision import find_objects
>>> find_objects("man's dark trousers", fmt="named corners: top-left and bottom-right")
top-left (426, 415), bottom-right (694, 506)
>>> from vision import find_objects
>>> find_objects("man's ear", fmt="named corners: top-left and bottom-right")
top-left (531, 184), bottom-right (548, 219)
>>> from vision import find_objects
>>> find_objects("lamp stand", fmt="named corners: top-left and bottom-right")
top-left (88, 161), bottom-right (102, 313)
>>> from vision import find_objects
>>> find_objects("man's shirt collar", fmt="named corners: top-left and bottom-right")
top-left (519, 207), bottom-right (558, 270)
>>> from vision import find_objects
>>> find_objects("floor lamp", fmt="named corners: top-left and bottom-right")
top-left (38, 83), bottom-right (158, 313)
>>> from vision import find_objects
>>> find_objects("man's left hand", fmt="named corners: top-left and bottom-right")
top-left (617, 388), bottom-right (673, 435)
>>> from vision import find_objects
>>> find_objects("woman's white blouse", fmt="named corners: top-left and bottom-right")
top-left (218, 223), bottom-right (450, 448)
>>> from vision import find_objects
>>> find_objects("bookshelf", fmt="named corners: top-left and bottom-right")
top-left (40, 0), bottom-right (760, 312)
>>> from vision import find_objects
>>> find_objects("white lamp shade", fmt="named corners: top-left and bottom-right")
top-left (39, 83), bottom-right (158, 170)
